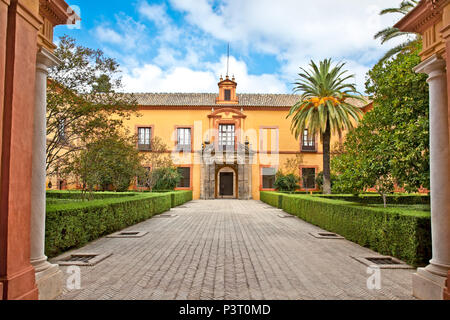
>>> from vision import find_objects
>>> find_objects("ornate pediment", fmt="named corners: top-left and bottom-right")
top-left (207, 108), bottom-right (247, 119)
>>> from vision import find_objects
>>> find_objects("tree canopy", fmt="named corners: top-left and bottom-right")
top-left (332, 42), bottom-right (429, 201)
top-left (46, 35), bottom-right (138, 176)
top-left (68, 133), bottom-right (145, 192)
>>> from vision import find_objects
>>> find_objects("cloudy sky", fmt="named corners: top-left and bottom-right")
top-left (57, 0), bottom-right (407, 94)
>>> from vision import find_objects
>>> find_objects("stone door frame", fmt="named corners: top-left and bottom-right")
top-left (216, 166), bottom-right (237, 199)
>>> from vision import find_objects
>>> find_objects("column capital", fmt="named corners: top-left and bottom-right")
top-left (414, 54), bottom-right (447, 77)
top-left (36, 47), bottom-right (60, 74)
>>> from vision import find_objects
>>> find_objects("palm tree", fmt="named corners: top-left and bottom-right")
top-left (375, 0), bottom-right (419, 62)
top-left (287, 59), bottom-right (364, 194)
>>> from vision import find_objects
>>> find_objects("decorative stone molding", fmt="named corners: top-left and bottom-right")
top-left (38, 0), bottom-right (80, 51)
top-left (413, 54), bottom-right (447, 78)
top-left (396, 0), bottom-right (449, 34)
top-left (396, 0), bottom-right (450, 60)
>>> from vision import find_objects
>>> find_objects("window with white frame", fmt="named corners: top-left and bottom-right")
top-left (176, 128), bottom-right (191, 151)
top-left (218, 124), bottom-right (235, 150)
top-left (302, 129), bottom-right (316, 152)
top-left (138, 127), bottom-right (151, 151)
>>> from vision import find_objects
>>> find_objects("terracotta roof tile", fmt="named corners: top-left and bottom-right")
top-left (131, 93), bottom-right (370, 108)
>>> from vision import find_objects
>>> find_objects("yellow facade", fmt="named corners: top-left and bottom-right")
top-left (122, 77), bottom-right (368, 200)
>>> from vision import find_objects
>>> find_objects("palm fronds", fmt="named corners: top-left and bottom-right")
top-left (287, 59), bottom-right (364, 139)
top-left (375, 0), bottom-right (419, 62)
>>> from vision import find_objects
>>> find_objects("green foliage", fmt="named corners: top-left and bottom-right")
top-left (67, 133), bottom-right (145, 192)
top-left (288, 59), bottom-right (365, 139)
top-left (374, 1), bottom-right (419, 62)
top-left (47, 35), bottom-right (137, 176)
top-left (45, 191), bottom-right (192, 257)
top-left (287, 59), bottom-right (365, 194)
top-left (136, 137), bottom-right (176, 190)
top-left (332, 43), bottom-right (429, 198)
top-left (260, 191), bottom-right (283, 209)
top-left (261, 192), bottom-right (431, 266)
top-left (314, 194), bottom-right (430, 205)
top-left (151, 167), bottom-right (181, 191)
top-left (46, 190), bottom-right (137, 200)
top-left (274, 171), bottom-right (299, 192)
top-left (170, 191), bottom-right (193, 207)
top-left (315, 171), bottom-right (337, 192)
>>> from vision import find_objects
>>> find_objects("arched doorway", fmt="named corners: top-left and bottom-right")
top-left (217, 167), bottom-right (237, 199)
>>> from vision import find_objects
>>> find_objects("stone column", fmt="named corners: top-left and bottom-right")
top-left (413, 54), bottom-right (450, 300)
top-left (30, 48), bottom-right (63, 300)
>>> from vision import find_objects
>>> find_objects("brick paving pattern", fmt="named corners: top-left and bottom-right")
top-left (55, 200), bottom-right (415, 300)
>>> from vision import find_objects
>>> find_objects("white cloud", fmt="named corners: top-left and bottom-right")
top-left (96, 0), bottom-right (410, 94)
top-left (138, 1), bottom-right (182, 42)
top-left (93, 13), bottom-right (149, 51)
top-left (121, 55), bottom-right (287, 93)
top-left (168, 0), bottom-right (410, 92)
top-left (95, 26), bottom-right (123, 45)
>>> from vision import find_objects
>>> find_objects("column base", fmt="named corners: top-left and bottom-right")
top-left (34, 263), bottom-right (63, 300)
top-left (0, 266), bottom-right (38, 300)
top-left (412, 267), bottom-right (447, 300)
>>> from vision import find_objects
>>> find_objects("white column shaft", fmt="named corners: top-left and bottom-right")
top-left (30, 49), bottom-right (60, 272)
top-left (415, 55), bottom-right (450, 276)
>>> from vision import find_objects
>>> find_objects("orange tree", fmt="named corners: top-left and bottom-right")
top-left (332, 42), bottom-right (429, 204)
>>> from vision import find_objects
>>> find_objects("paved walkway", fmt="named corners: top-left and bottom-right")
top-left (55, 200), bottom-right (415, 300)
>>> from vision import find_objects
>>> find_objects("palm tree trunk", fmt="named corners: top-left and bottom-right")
top-left (322, 123), bottom-right (332, 194)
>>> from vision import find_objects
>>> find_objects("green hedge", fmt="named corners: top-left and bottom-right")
top-left (45, 193), bottom-right (179, 258)
top-left (170, 191), bottom-right (193, 208)
top-left (315, 194), bottom-right (430, 205)
top-left (260, 191), bottom-right (283, 208)
top-left (46, 190), bottom-right (137, 200)
top-left (260, 192), bottom-right (431, 266)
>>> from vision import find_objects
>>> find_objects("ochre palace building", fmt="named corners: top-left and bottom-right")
top-left (114, 75), bottom-right (371, 201)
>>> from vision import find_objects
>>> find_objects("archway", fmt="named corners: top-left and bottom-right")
top-left (216, 166), bottom-right (237, 199)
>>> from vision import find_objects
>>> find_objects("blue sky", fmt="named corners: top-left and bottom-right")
top-left (56, 0), bottom-right (406, 94)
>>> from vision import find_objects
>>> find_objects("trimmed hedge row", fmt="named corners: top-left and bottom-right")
top-left (315, 194), bottom-right (430, 205)
top-left (260, 191), bottom-right (283, 208)
top-left (170, 191), bottom-right (193, 207)
top-left (46, 190), bottom-right (137, 200)
top-left (45, 192), bottom-right (191, 257)
top-left (260, 192), bottom-right (431, 266)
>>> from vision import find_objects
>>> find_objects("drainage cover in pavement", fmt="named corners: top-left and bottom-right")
top-left (106, 231), bottom-right (148, 238)
top-left (57, 252), bottom-right (112, 266)
top-left (366, 257), bottom-right (401, 265)
top-left (64, 255), bottom-right (96, 263)
top-left (351, 256), bottom-right (413, 269)
top-left (319, 233), bottom-right (338, 237)
top-left (309, 232), bottom-right (345, 239)
top-left (277, 214), bottom-right (294, 218)
top-left (155, 214), bottom-right (178, 218)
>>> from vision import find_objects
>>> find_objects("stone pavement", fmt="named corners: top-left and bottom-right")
top-left (55, 200), bottom-right (415, 300)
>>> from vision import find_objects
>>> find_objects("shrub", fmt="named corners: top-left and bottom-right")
top-left (261, 192), bottom-right (431, 266)
top-left (45, 192), bottom-right (190, 257)
top-left (316, 171), bottom-right (338, 192)
top-left (152, 167), bottom-right (181, 191)
top-left (274, 172), bottom-right (299, 192)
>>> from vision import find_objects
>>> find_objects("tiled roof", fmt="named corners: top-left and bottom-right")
top-left (132, 93), bottom-right (370, 108)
